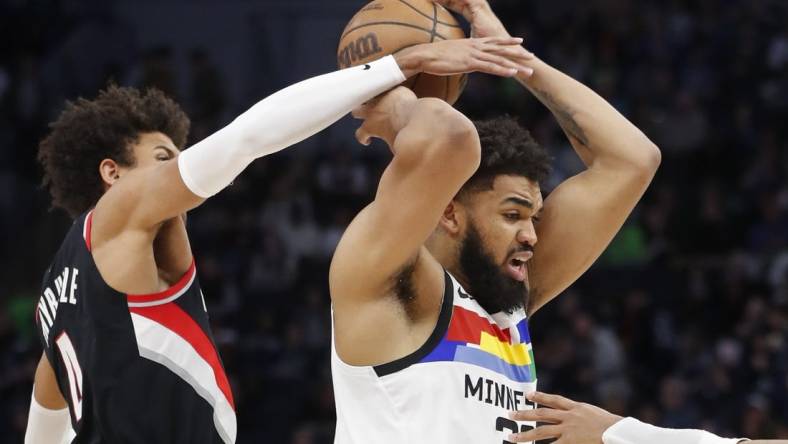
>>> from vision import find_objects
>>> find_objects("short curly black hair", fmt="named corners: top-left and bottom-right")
top-left (458, 115), bottom-right (552, 198)
top-left (38, 85), bottom-right (190, 218)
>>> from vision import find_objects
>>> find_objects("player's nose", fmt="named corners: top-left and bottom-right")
top-left (517, 222), bottom-right (537, 246)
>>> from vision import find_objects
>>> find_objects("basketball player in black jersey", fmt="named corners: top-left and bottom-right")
top-left (24, 37), bottom-right (534, 443)
top-left (329, 0), bottom-right (661, 442)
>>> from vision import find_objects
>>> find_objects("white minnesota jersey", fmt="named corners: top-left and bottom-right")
top-left (332, 271), bottom-right (538, 443)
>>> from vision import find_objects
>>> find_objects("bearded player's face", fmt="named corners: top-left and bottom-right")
top-left (457, 175), bottom-right (542, 314)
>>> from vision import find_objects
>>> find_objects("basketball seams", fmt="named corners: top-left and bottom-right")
top-left (337, 0), bottom-right (468, 104)
top-left (340, 21), bottom-right (451, 42)
top-left (396, 0), bottom-right (463, 28)
top-left (426, 3), bottom-right (447, 101)
top-left (428, 3), bottom-right (439, 43)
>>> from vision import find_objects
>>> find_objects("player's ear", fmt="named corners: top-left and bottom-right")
top-left (438, 201), bottom-right (463, 236)
top-left (98, 158), bottom-right (121, 188)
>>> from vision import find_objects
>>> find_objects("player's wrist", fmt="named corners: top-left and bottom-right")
top-left (393, 44), bottom-right (432, 78)
top-left (466, 3), bottom-right (509, 38)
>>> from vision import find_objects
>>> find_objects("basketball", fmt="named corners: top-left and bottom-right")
top-left (337, 0), bottom-right (468, 104)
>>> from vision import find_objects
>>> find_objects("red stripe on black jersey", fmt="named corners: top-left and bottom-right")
top-left (129, 302), bottom-right (235, 410)
top-left (83, 210), bottom-right (94, 251)
top-left (126, 260), bottom-right (196, 305)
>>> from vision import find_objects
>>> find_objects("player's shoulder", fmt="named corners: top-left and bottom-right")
top-left (50, 210), bottom-right (94, 258)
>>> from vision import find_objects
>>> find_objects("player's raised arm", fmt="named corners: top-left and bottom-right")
top-left (91, 37), bottom-right (532, 235)
top-left (517, 62), bottom-right (661, 315)
top-left (330, 87), bottom-right (480, 305)
top-left (435, 0), bottom-right (662, 314)
top-left (515, 55), bottom-right (661, 314)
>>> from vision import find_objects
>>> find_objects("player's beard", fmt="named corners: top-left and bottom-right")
top-left (458, 221), bottom-right (528, 315)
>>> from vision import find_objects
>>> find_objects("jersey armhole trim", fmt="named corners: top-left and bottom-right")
top-left (126, 260), bottom-right (197, 307)
top-left (83, 210), bottom-right (94, 251)
top-left (373, 270), bottom-right (454, 377)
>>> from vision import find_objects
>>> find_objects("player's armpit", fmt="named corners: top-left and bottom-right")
top-left (330, 96), bottom-right (480, 305)
top-left (527, 156), bottom-right (658, 315)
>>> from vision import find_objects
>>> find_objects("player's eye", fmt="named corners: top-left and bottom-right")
top-left (504, 212), bottom-right (519, 221)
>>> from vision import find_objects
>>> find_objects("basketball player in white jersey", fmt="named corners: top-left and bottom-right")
top-left (509, 391), bottom-right (785, 444)
top-left (24, 36), bottom-right (533, 444)
top-left (328, 1), bottom-right (661, 443)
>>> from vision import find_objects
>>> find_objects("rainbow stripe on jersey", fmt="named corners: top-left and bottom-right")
top-left (419, 305), bottom-right (536, 383)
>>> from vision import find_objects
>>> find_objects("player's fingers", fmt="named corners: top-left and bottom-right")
top-left (509, 407), bottom-right (566, 423)
top-left (481, 36), bottom-right (524, 46)
top-left (509, 407), bottom-right (565, 423)
top-left (352, 97), bottom-right (377, 119)
top-left (470, 58), bottom-right (518, 77)
top-left (527, 391), bottom-right (578, 411)
top-left (354, 125), bottom-right (372, 146)
top-left (474, 51), bottom-right (521, 70)
top-left (351, 106), bottom-right (366, 120)
top-left (473, 51), bottom-right (531, 76)
top-left (508, 425), bottom-right (562, 443)
top-left (433, 0), bottom-right (472, 18)
top-left (480, 47), bottom-right (535, 77)
top-left (483, 44), bottom-right (535, 61)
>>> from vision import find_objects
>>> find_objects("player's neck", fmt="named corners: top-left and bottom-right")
top-left (425, 236), bottom-right (471, 291)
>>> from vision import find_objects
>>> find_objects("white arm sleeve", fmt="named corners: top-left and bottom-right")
top-left (24, 390), bottom-right (75, 444)
top-left (178, 54), bottom-right (406, 197)
top-left (603, 417), bottom-right (748, 444)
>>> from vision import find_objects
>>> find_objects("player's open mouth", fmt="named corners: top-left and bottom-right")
top-left (505, 252), bottom-right (532, 282)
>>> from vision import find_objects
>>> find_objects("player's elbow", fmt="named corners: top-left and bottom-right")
top-left (421, 100), bottom-right (481, 173)
top-left (634, 140), bottom-right (661, 177)
top-left (449, 124), bottom-right (482, 176)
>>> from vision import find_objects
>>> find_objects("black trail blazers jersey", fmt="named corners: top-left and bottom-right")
top-left (35, 211), bottom-right (236, 443)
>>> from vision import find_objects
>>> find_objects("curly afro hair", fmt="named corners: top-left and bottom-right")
top-left (37, 85), bottom-right (190, 218)
top-left (458, 115), bottom-right (552, 198)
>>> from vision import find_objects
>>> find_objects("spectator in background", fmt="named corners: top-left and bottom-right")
top-left (188, 48), bottom-right (227, 141)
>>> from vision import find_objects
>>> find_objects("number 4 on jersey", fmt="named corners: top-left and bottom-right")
top-left (56, 332), bottom-right (83, 422)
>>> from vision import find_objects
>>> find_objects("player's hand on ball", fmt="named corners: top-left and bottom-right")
top-left (398, 37), bottom-right (534, 78)
top-left (507, 392), bottom-right (623, 443)
top-left (432, 0), bottom-right (510, 39)
top-left (352, 86), bottom-right (418, 147)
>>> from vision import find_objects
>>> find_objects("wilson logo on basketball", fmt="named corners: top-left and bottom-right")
top-left (337, 33), bottom-right (383, 68)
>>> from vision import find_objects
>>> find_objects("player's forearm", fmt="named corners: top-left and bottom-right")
top-left (604, 417), bottom-right (748, 444)
top-left (25, 387), bottom-right (72, 444)
top-left (517, 58), bottom-right (660, 172)
top-left (178, 55), bottom-right (405, 198)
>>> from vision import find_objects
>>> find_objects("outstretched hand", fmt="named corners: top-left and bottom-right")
top-left (396, 37), bottom-right (534, 78)
top-left (508, 392), bottom-right (622, 443)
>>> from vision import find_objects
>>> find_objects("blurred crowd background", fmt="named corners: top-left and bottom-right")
top-left (0, 0), bottom-right (786, 442)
